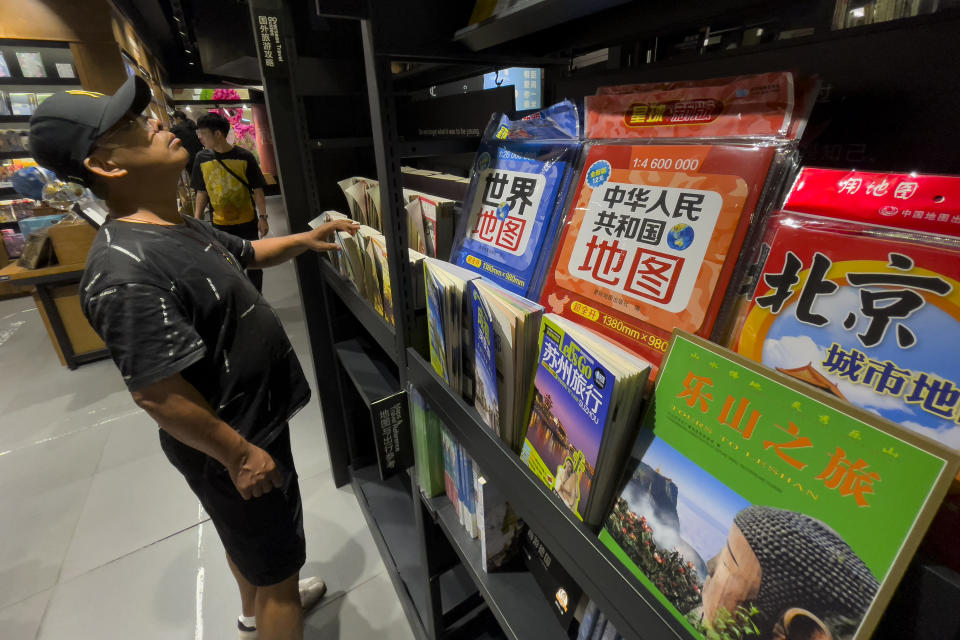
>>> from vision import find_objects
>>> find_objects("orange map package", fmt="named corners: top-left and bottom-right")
top-left (540, 143), bottom-right (781, 365)
top-left (539, 72), bottom-right (817, 368)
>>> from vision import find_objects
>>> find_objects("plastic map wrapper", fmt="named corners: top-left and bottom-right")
top-left (586, 71), bottom-right (818, 141)
top-left (540, 142), bottom-right (791, 367)
top-left (540, 73), bottom-right (816, 369)
top-left (730, 168), bottom-right (960, 453)
top-left (450, 100), bottom-right (581, 297)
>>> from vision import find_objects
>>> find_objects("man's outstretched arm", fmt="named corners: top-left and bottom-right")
top-left (248, 218), bottom-right (358, 269)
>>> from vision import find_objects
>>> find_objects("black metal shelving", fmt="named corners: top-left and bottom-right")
top-left (423, 493), bottom-right (567, 640)
top-left (250, 1), bottom-right (960, 639)
top-left (452, 0), bottom-right (630, 51)
top-left (0, 151), bottom-right (31, 160)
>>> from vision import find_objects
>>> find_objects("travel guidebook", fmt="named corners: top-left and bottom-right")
top-left (471, 283), bottom-right (500, 434)
top-left (601, 332), bottom-right (958, 640)
top-left (731, 169), bottom-right (960, 452)
top-left (451, 99), bottom-right (581, 297)
top-left (540, 73), bottom-right (817, 368)
top-left (424, 258), bottom-right (480, 397)
top-left (521, 314), bottom-right (651, 527)
top-left (468, 277), bottom-right (543, 452)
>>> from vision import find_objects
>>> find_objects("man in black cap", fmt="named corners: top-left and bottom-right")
top-left (29, 76), bottom-right (358, 640)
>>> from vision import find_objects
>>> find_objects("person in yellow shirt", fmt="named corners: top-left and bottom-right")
top-left (193, 112), bottom-right (268, 292)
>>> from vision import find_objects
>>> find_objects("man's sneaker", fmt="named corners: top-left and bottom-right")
top-left (299, 576), bottom-right (327, 613)
top-left (237, 617), bottom-right (257, 639)
top-left (234, 577), bottom-right (325, 637)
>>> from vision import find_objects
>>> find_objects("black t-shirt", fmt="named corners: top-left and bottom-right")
top-left (79, 215), bottom-right (310, 447)
top-left (191, 146), bottom-right (267, 226)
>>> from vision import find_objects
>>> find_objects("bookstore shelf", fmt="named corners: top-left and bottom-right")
top-left (453, 0), bottom-right (629, 51)
top-left (353, 464), bottom-right (479, 640)
top-left (292, 56), bottom-right (366, 97)
top-left (318, 256), bottom-right (398, 364)
top-left (399, 173), bottom-right (469, 203)
top-left (398, 138), bottom-right (479, 159)
top-left (423, 493), bottom-right (567, 640)
top-left (310, 137), bottom-right (374, 150)
top-left (253, 1), bottom-right (960, 638)
top-left (351, 464), bottom-right (431, 640)
top-left (407, 349), bottom-right (685, 640)
top-left (334, 338), bottom-right (399, 406)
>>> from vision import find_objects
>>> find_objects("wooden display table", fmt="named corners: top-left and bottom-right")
top-left (0, 262), bottom-right (109, 369)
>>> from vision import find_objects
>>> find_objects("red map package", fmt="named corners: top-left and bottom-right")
top-left (730, 168), bottom-right (960, 453)
top-left (539, 142), bottom-right (783, 366)
top-left (586, 71), bottom-right (817, 141)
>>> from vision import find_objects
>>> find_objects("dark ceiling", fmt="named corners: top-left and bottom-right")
top-left (112, 0), bottom-right (261, 85)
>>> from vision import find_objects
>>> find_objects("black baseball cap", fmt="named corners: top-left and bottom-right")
top-left (29, 76), bottom-right (152, 185)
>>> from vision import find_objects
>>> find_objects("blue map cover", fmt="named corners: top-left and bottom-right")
top-left (452, 100), bottom-right (581, 297)
top-left (520, 316), bottom-right (616, 520)
top-left (470, 282), bottom-right (501, 435)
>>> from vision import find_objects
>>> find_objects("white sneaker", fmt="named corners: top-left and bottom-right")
top-left (237, 618), bottom-right (258, 639)
top-left (299, 576), bottom-right (327, 613)
top-left (234, 577), bottom-right (325, 638)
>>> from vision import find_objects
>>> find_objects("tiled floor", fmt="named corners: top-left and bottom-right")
top-left (0, 196), bottom-right (415, 640)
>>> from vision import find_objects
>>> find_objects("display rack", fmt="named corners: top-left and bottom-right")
top-left (248, 1), bottom-right (960, 638)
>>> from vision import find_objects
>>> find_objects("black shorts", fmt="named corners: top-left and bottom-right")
top-left (159, 427), bottom-right (305, 586)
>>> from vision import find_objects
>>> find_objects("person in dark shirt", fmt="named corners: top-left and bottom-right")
top-left (28, 76), bottom-right (358, 640)
top-left (170, 109), bottom-right (203, 173)
top-left (192, 111), bottom-right (268, 292)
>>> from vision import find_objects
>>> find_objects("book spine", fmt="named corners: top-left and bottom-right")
top-left (466, 453), bottom-right (478, 538)
top-left (477, 475), bottom-right (489, 573)
top-left (590, 612), bottom-right (607, 640)
top-left (456, 440), bottom-right (466, 527)
top-left (578, 600), bottom-right (599, 640)
top-left (441, 427), bottom-right (460, 516)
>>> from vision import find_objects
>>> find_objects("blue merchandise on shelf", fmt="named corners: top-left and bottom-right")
top-left (451, 100), bottom-right (582, 297)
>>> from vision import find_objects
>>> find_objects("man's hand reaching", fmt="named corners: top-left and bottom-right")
top-left (228, 441), bottom-right (284, 499)
top-left (305, 219), bottom-right (360, 251)
top-left (248, 218), bottom-right (361, 268)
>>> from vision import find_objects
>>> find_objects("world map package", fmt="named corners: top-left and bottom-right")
top-left (450, 100), bottom-right (581, 298)
top-left (540, 72), bottom-right (818, 368)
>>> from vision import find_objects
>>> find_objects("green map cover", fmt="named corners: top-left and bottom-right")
top-left (601, 332), bottom-right (957, 640)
